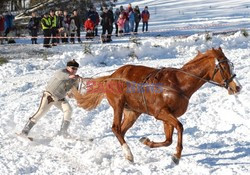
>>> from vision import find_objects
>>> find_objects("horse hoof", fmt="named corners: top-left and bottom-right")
top-left (171, 155), bottom-right (180, 165)
top-left (126, 155), bottom-right (134, 163)
top-left (139, 137), bottom-right (148, 144)
top-left (122, 144), bottom-right (134, 163)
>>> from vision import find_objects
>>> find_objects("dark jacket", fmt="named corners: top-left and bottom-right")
top-left (100, 11), bottom-right (114, 27)
top-left (72, 15), bottom-right (82, 29)
top-left (28, 17), bottom-right (40, 30)
top-left (134, 9), bottom-right (141, 23)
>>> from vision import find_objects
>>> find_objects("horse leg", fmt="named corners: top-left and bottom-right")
top-left (121, 109), bottom-right (141, 137)
top-left (108, 96), bottom-right (134, 162)
top-left (140, 122), bottom-right (174, 147)
top-left (119, 109), bottom-right (141, 162)
top-left (140, 109), bottom-right (183, 165)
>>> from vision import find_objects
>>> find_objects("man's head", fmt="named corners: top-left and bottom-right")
top-left (31, 12), bottom-right (36, 17)
top-left (50, 9), bottom-right (55, 16)
top-left (44, 11), bottom-right (49, 17)
top-left (73, 9), bottom-right (78, 16)
top-left (66, 59), bottom-right (79, 74)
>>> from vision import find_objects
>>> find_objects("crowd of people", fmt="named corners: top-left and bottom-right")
top-left (0, 3), bottom-right (150, 47)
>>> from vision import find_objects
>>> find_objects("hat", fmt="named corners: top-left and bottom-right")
top-left (67, 59), bottom-right (79, 67)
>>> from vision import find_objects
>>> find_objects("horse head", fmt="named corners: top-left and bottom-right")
top-left (209, 47), bottom-right (241, 94)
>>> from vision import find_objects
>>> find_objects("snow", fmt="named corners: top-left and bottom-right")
top-left (0, 0), bottom-right (250, 174)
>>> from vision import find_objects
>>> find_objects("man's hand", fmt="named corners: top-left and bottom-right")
top-left (69, 74), bottom-right (79, 79)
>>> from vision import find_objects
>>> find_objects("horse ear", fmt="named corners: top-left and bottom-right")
top-left (212, 47), bottom-right (215, 51)
top-left (218, 47), bottom-right (222, 51)
top-left (197, 50), bottom-right (202, 55)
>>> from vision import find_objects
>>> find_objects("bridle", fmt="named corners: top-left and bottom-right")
top-left (210, 58), bottom-right (236, 89)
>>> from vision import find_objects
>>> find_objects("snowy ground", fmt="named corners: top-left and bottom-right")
top-left (0, 0), bottom-right (250, 174)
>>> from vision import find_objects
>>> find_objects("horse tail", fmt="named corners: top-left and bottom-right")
top-left (72, 75), bottom-right (110, 111)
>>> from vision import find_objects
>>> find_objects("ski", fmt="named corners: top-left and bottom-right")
top-left (61, 135), bottom-right (94, 142)
top-left (16, 132), bottom-right (93, 143)
top-left (16, 132), bottom-right (34, 141)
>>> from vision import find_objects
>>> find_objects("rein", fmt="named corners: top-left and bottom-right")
top-left (172, 58), bottom-right (236, 89)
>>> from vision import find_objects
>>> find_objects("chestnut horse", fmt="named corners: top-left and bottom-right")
top-left (73, 47), bottom-right (241, 165)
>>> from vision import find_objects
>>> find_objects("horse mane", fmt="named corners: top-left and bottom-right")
top-left (181, 48), bottom-right (221, 69)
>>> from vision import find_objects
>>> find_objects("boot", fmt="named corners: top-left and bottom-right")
top-left (58, 120), bottom-right (70, 138)
top-left (21, 120), bottom-right (35, 136)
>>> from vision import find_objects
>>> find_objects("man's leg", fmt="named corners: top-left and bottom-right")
top-left (51, 28), bottom-right (57, 45)
top-left (55, 100), bottom-right (72, 137)
top-left (43, 29), bottom-right (51, 47)
top-left (77, 28), bottom-right (81, 43)
top-left (21, 92), bottom-right (54, 136)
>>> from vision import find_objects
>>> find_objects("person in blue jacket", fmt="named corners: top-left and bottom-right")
top-left (128, 9), bottom-right (135, 33)
top-left (4, 11), bottom-right (14, 37)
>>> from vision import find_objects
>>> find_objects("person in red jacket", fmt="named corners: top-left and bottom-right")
top-left (84, 17), bottom-right (95, 39)
top-left (141, 6), bottom-right (150, 32)
top-left (0, 14), bottom-right (4, 44)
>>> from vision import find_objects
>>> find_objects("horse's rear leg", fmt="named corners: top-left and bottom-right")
top-left (140, 122), bottom-right (174, 147)
top-left (140, 109), bottom-right (183, 165)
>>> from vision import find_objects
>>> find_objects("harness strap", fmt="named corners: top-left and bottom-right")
top-left (141, 69), bottom-right (163, 114)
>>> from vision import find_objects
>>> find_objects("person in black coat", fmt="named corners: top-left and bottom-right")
top-left (28, 12), bottom-right (40, 44)
top-left (100, 7), bottom-right (114, 42)
top-left (134, 6), bottom-right (141, 34)
top-left (72, 9), bottom-right (82, 43)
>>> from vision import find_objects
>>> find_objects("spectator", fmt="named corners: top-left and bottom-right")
top-left (72, 9), bottom-right (82, 43)
top-left (134, 6), bottom-right (141, 34)
top-left (41, 11), bottom-right (52, 48)
top-left (56, 10), bottom-right (65, 43)
top-left (123, 9), bottom-right (129, 34)
top-left (114, 8), bottom-right (120, 37)
top-left (0, 14), bottom-right (4, 44)
top-left (49, 9), bottom-right (58, 46)
top-left (84, 17), bottom-right (95, 39)
top-left (87, 6), bottom-right (99, 37)
top-left (70, 15), bottom-right (77, 44)
top-left (128, 9), bottom-right (135, 33)
top-left (100, 7), bottom-right (114, 43)
top-left (117, 14), bottom-right (126, 36)
top-left (27, 12), bottom-right (40, 44)
top-left (108, 7), bottom-right (114, 34)
top-left (141, 6), bottom-right (150, 32)
top-left (62, 10), bottom-right (71, 43)
top-left (4, 11), bottom-right (14, 38)
top-left (93, 7), bottom-right (100, 36)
